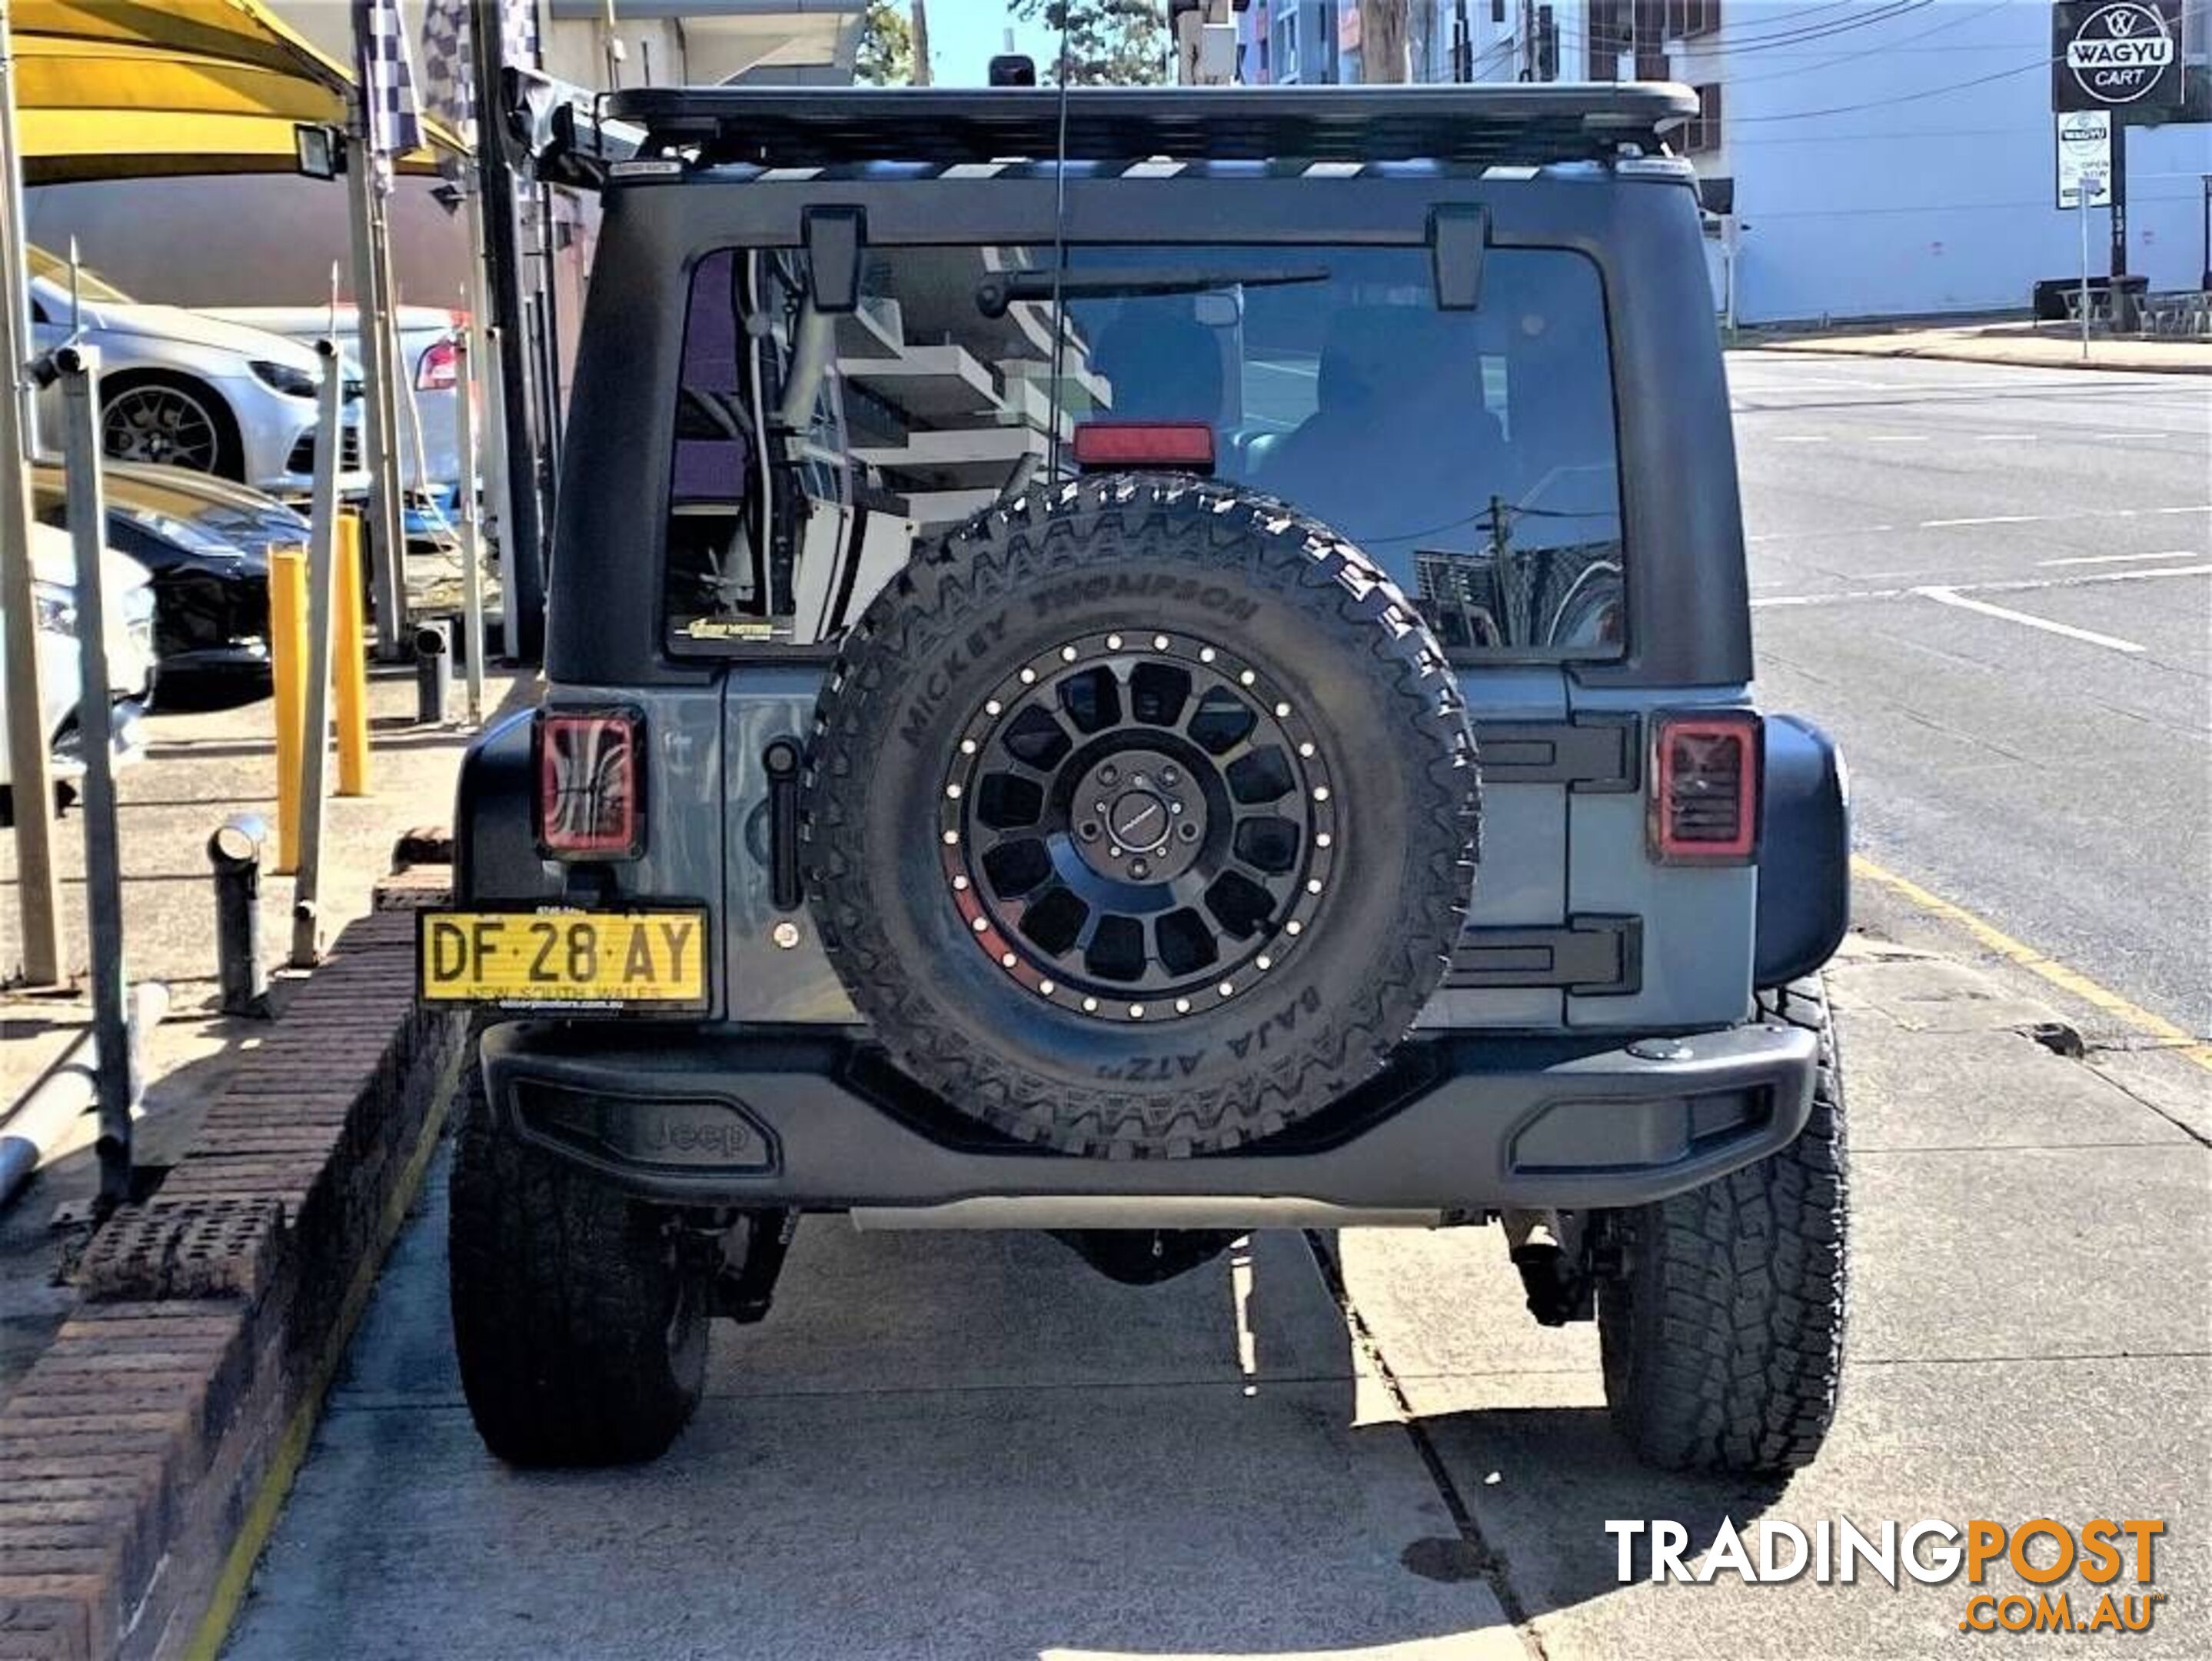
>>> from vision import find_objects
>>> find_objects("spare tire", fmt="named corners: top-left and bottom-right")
top-left (803, 476), bottom-right (1479, 1157)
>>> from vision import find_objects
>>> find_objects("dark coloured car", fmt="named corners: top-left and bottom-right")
top-left (30, 460), bottom-right (301, 691)
top-left (426, 85), bottom-right (1853, 1479)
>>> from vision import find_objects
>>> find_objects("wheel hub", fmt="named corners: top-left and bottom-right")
top-left (938, 631), bottom-right (1338, 1023)
top-left (1107, 790), bottom-right (1169, 853)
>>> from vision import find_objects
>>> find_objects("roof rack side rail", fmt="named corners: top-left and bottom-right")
top-left (501, 66), bottom-right (647, 191)
top-left (598, 84), bottom-right (1697, 173)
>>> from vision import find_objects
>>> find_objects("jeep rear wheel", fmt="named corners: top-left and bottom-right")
top-left (803, 477), bottom-right (1480, 1158)
top-left (1597, 977), bottom-right (1850, 1475)
top-left (448, 1053), bottom-right (709, 1467)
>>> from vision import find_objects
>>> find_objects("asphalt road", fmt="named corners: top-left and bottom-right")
top-left (213, 353), bottom-right (2211, 1661)
top-left (1732, 353), bottom-right (2210, 1037)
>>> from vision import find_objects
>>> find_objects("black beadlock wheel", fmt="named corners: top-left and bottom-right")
top-left (803, 475), bottom-right (1480, 1158)
top-left (1597, 977), bottom-right (1851, 1475)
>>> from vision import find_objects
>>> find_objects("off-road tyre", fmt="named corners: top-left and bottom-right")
top-left (804, 475), bottom-right (1479, 1158)
top-left (447, 1052), bottom-right (708, 1467)
top-left (1597, 977), bottom-right (1849, 1475)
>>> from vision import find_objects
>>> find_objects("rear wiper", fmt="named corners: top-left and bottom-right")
top-left (975, 265), bottom-right (1329, 319)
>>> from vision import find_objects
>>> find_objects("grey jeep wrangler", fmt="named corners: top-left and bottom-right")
top-left (424, 82), bottom-right (1851, 1477)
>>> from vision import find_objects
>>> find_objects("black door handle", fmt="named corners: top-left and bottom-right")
top-left (764, 738), bottom-right (803, 912)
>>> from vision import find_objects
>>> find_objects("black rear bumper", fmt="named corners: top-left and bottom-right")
top-left (477, 1017), bottom-right (1818, 1220)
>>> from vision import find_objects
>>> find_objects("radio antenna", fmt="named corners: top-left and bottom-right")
top-left (1043, 5), bottom-right (1076, 483)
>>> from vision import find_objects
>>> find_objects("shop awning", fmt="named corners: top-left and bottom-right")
top-left (10, 0), bottom-right (462, 184)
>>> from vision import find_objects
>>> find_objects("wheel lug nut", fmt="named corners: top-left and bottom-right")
top-left (1161, 767), bottom-right (1179, 786)
top-left (1130, 859), bottom-right (1150, 880)
top-left (1100, 766), bottom-right (1119, 786)
top-left (1079, 821), bottom-right (1100, 842)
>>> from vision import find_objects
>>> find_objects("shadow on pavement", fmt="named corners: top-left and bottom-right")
top-left (0, 1030), bottom-right (265, 1403)
top-left (1394, 1402), bottom-right (1785, 1619)
top-left (224, 1154), bottom-right (1794, 1660)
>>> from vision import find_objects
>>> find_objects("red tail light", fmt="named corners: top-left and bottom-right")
top-left (537, 710), bottom-right (642, 858)
top-left (416, 335), bottom-right (458, 391)
top-left (1071, 421), bottom-right (1215, 474)
top-left (1652, 712), bottom-right (1761, 864)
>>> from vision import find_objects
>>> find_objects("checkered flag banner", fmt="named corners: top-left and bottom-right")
top-left (422, 0), bottom-right (544, 138)
top-left (354, 0), bottom-right (424, 157)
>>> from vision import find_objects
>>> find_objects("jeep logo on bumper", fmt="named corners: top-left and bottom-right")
top-left (524, 1083), bottom-right (777, 1173)
top-left (637, 1107), bottom-right (769, 1165)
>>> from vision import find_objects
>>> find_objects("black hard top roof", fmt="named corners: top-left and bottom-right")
top-left (603, 83), bottom-right (1697, 171)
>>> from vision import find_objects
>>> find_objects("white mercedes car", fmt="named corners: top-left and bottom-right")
top-left (26, 246), bottom-right (368, 501)
top-left (204, 302), bottom-right (463, 493)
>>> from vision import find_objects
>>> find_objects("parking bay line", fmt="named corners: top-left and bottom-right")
top-left (1751, 562), bottom-right (2212, 611)
top-left (1914, 587), bottom-right (2144, 654)
top-left (1852, 854), bottom-right (2212, 1077)
top-left (1748, 507), bottom-right (2210, 541)
top-left (2038, 551), bottom-right (2203, 568)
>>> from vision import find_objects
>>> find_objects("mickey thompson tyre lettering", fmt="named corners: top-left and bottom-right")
top-left (801, 475), bottom-right (1481, 1158)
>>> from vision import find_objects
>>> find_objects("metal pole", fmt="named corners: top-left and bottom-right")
top-left (0, 1), bottom-right (62, 985)
top-left (208, 815), bottom-right (268, 1018)
top-left (369, 175), bottom-right (411, 649)
top-left (532, 189), bottom-right (565, 460)
top-left (455, 330), bottom-right (485, 725)
top-left (289, 345), bottom-right (346, 968)
top-left (344, 113), bottom-right (405, 661)
top-left (2081, 184), bottom-right (2092, 361)
top-left (2, 1), bottom-right (28, 458)
top-left (2107, 118), bottom-right (2132, 331)
top-left (461, 186), bottom-right (521, 655)
top-left (1, 981), bottom-right (165, 1213)
top-left (56, 343), bottom-right (132, 1206)
top-left (473, 0), bottom-right (547, 659)
top-left (2200, 174), bottom-right (2210, 295)
top-left (332, 514), bottom-right (371, 794)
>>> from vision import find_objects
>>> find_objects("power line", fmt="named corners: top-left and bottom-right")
top-left (1721, 0), bottom-right (2020, 87)
top-left (1731, 0), bottom-right (2207, 124)
top-left (1572, 0), bottom-right (1937, 65)
top-left (1642, 1), bottom-right (1888, 49)
top-left (1688, 1), bottom-right (1936, 53)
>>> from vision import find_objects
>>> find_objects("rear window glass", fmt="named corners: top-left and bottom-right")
top-left (664, 241), bottom-right (1623, 659)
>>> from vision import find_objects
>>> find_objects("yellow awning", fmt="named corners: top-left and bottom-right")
top-left (11, 0), bottom-right (465, 185)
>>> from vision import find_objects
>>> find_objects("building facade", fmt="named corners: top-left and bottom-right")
top-left (1239, 2), bottom-right (2209, 325)
top-left (25, 4), bottom-right (863, 370)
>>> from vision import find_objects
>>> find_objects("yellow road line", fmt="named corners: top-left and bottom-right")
top-left (1852, 854), bottom-right (2212, 1073)
top-left (183, 1031), bottom-right (468, 1661)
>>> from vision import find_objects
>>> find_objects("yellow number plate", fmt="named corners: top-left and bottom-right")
top-left (417, 908), bottom-right (710, 1012)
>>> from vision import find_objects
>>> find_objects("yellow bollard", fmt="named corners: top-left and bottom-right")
top-left (268, 545), bottom-right (308, 874)
top-left (333, 514), bottom-right (371, 797)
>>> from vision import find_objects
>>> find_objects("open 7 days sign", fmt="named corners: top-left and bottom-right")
top-left (2052, 0), bottom-right (2184, 112)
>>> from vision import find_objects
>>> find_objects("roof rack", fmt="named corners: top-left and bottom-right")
top-left (601, 84), bottom-right (1696, 172)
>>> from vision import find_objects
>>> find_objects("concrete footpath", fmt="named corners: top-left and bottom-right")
top-left (2, 667), bottom-right (524, 1400)
top-left (217, 874), bottom-right (2209, 1661)
top-left (1, 666), bottom-right (531, 1659)
top-left (1748, 318), bottom-right (2211, 376)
